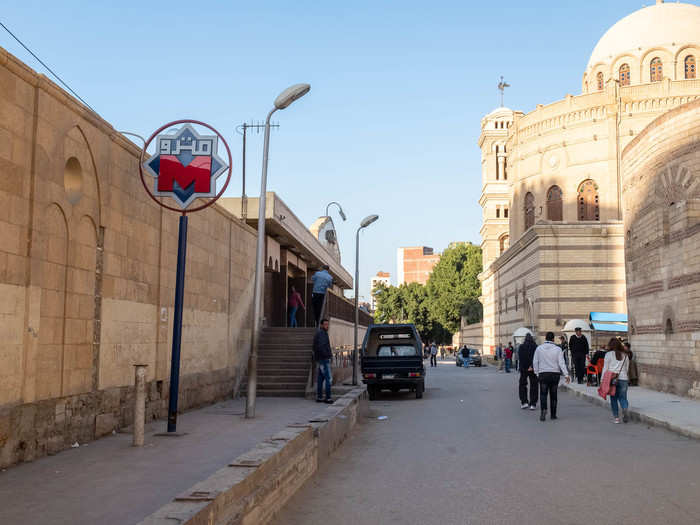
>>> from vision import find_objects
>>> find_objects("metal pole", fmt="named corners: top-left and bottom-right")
top-left (246, 107), bottom-right (277, 419)
top-left (241, 123), bottom-right (248, 220)
top-left (167, 214), bottom-right (188, 432)
top-left (133, 364), bottom-right (147, 446)
top-left (353, 228), bottom-right (360, 386)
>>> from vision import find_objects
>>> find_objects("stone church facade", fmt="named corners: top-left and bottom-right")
top-left (475, 1), bottom-right (700, 398)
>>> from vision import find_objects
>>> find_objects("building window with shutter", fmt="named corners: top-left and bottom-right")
top-left (619, 63), bottom-right (630, 86)
top-left (524, 192), bottom-right (535, 230)
top-left (547, 185), bottom-right (563, 221)
top-left (577, 180), bottom-right (599, 221)
top-left (650, 57), bottom-right (663, 82)
top-left (686, 56), bottom-right (696, 79)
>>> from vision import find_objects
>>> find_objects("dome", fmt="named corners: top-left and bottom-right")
top-left (586, 1), bottom-right (700, 72)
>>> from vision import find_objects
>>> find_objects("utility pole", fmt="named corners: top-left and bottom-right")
top-left (236, 121), bottom-right (279, 220)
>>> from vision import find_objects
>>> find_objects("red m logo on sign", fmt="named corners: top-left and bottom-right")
top-left (157, 155), bottom-right (212, 193)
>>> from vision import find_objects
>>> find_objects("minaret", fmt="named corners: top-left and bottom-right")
top-left (478, 106), bottom-right (514, 269)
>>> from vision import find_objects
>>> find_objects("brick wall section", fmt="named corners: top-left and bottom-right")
top-left (479, 222), bottom-right (626, 353)
top-left (621, 98), bottom-right (700, 399)
top-left (0, 47), bottom-right (257, 467)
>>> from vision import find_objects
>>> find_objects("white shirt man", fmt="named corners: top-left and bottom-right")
top-left (532, 332), bottom-right (570, 421)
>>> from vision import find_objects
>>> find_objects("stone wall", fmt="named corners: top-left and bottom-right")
top-left (479, 222), bottom-right (626, 351)
top-left (457, 322), bottom-right (484, 353)
top-left (622, 98), bottom-right (700, 398)
top-left (0, 47), bottom-right (257, 467)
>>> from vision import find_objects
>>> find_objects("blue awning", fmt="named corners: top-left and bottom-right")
top-left (590, 312), bottom-right (627, 323)
top-left (591, 321), bottom-right (628, 332)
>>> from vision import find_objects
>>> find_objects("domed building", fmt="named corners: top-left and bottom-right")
top-left (475, 1), bottom-right (700, 397)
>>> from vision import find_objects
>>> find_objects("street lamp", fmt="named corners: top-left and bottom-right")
top-left (325, 201), bottom-right (347, 221)
top-left (353, 214), bottom-right (379, 385)
top-left (246, 83), bottom-right (310, 419)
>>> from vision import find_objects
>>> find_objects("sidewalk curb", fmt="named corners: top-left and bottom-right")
top-left (138, 387), bottom-right (368, 525)
top-left (562, 384), bottom-right (700, 441)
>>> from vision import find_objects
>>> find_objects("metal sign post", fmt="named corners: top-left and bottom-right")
top-left (139, 119), bottom-right (232, 433)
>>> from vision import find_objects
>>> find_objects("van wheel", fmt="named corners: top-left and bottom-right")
top-left (415, 382), bottom-right (424, 399)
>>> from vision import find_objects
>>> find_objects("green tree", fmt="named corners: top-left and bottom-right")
top-left (426, 243), bottom-right (482, 334)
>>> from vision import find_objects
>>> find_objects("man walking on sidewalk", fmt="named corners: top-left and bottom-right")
top-left (313, 318), bottom-right (334, 403)
top-left (533, 332), bottom-right (570, 421)
top-left (518, 333), bottom-right (538, 410)
top-left (311, 265), bottom-right (333, 325)
top-left (569, 327), bottom-right (590, 384)
top-left (430, 343), bottom-right (438, 367)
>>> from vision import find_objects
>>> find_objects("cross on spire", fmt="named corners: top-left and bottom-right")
top-left (497, 76), bottom-right (510, 107)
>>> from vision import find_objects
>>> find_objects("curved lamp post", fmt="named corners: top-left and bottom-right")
top-left (246, 83), bottom-right (310, 419)
top-left (353, 214), bottom-right (379, 385)
top-left (325, 201), bottom-right (347, 221)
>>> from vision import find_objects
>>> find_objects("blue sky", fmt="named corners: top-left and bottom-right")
top-left (2, 1), bottom-right (665, 299)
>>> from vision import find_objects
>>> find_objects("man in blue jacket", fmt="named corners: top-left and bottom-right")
top-left (313, 318), bottom-right (334, 403)
top-left (311, 265), bottom-right (333, 325)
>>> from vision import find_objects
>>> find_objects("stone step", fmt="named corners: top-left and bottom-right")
top-left (240, 389), bottom-right (306, 397)
top-left (258, 356), bottom-right (310, 363)
top-left (253, 368), bottom-right (309, 376)
top-left (257, 362), bottom-right (308, 370)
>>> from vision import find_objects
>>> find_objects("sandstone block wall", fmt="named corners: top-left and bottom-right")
top-left (0, 47), bottom-right (256, 467)
top-left (622, 98), bottom-right (700, 398)
top-left (479, 222), bottom-right (626, 351)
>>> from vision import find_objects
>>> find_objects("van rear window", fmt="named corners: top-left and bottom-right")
top-left (376, 344), bottom-right (419, 357)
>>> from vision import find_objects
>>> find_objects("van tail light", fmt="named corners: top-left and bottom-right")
top-left (408, 372), bottom-right (421, 377)
top-left (363, 373), bottom-right (376, 379)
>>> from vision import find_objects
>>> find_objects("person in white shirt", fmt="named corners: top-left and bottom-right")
top-left (532, 332), bottom-right (571, 421)
top-left (601, 338), bottom-right (631, 424)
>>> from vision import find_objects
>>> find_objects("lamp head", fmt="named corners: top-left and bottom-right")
top-left (274, 83), bottom-right (311, 110)
top-left (339, 208), bottom-right (347, 221)
top-left (360, 214), bottom-right (379, 228)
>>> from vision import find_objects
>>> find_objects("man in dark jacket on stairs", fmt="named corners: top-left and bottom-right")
top-left (313, 319), bottom-right (334, 403)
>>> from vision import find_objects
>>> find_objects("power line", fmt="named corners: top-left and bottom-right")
top-left (0, 20), bottom-right (96, 113)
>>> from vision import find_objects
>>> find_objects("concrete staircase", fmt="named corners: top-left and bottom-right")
top-left (240, 327), bottom-right (315, 397)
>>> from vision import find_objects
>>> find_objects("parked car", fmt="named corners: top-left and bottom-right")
top-left (456, 347), bottom-right (482, 367)
top-left (361, 324), bottom-right (425, 400)
top-left (469, 349), bottom-right (482, 367)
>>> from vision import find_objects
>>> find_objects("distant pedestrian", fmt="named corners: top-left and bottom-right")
top-left (495, 343), bottom-right (502, 362)
top-left (533, 332), bottom-right (570, 421)
top-left (559, 335), bottom-right (570, 371)
top-left (569, 327), bottom-right (590, 384)
top-left (601, 338), bottom-right (631, 424)
top-left (460, 345), bottom-right (470, 368)
top-left (440, 346), bottom-right (446, 360)
top-left (311, 265), bottom-right (333, 325)
top-left (518, 333), bottom-right (538, 410)
top-left (430, 343), bottom-right (438, 367)
top-left (313, 318), bottom-right (334, 403)
top-left (288, 286), bottom-right (305, 327)
top-left (504, 343), bottom-right (513, 373)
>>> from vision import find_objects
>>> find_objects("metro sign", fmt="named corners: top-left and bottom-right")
top-left (143, 124), bottom-right (228, 209)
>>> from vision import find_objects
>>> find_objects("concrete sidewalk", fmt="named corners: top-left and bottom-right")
top-left (564, 381), bottom-right (700, 439)
top-left (0, 397), bottom-right (325, 525)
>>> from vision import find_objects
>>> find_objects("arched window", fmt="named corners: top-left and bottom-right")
top-left (499, 234), bottom-right (509, 255)
top-left (524, 192), bottom-right (535, 230)
top-left (686, 56), bottom-right (696, 79)
top-left (546, 185), bottom-right (563, 221)
top-left (619, 63), bottom-right (630, 86)
top-left (596, 72), bottom-right (604, 90)
top-left (650, 57), bottom-right (663, 82)
top-left (577, 180), bottom-right (599, 221)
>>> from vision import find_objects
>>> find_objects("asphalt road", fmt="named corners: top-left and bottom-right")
top-left (273, 360), bottom-right (700, 525)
